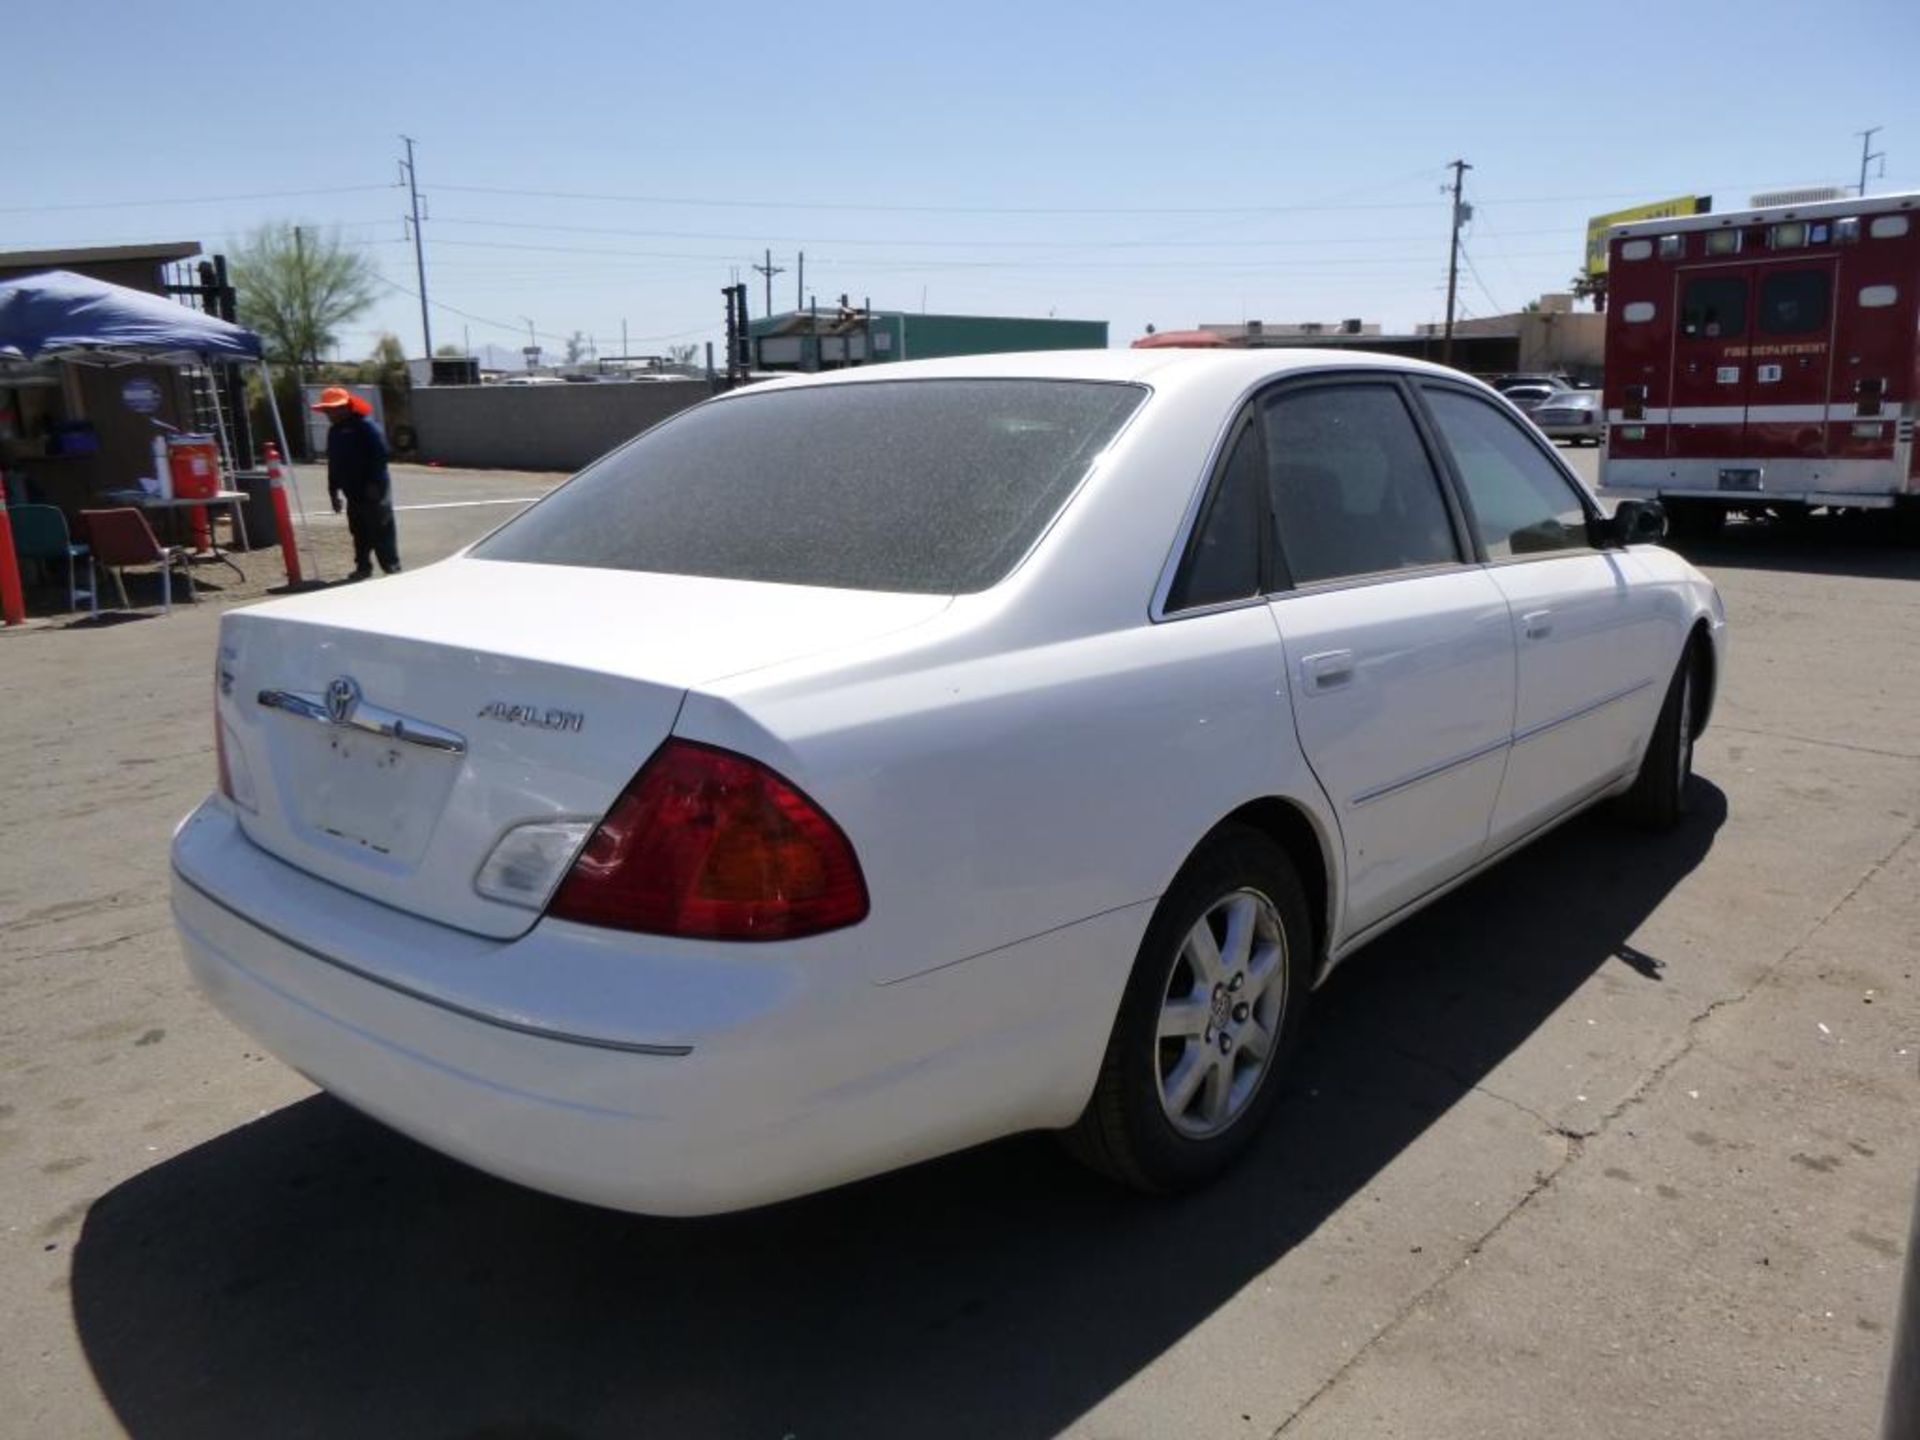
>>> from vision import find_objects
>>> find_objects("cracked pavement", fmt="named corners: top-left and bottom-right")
top-left (1, 456), bottom-right (1914, 1439)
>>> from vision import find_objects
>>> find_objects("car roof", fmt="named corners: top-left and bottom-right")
top-left (735, 347), bottom-right (1480, 396)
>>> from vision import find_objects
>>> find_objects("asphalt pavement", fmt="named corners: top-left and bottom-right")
top-left (0, 452), bottom-right (1913, 1439)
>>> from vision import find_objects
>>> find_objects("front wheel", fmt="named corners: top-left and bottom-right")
top-left (1619, 645), bottom-right (1699, 830)
top-left (1064, 826), bottom-right (1312, 1193)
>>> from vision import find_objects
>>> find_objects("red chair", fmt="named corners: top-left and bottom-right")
top-left (79, 508), bottom-right (195, 615)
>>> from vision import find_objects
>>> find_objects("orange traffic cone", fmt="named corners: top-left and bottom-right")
top-left (262, 443), bottom-right (303, 585)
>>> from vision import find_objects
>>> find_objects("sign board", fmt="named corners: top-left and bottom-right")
top-left (1584, 195), bottom-right (1711, 275)
top-left (121, 376), bottom-right (164, 414)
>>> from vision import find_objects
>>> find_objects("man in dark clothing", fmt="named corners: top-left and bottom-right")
top-left (312, 387), bottom-right (401, 579)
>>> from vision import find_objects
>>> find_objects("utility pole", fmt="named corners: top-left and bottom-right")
top-left (752, 248), bottom-right (786, 318)
top-left (1856, 126), bottom-right (1886, 196)
top-left (400, 136), bottom-right (433, 358)
top-left (796, 251), bottom-right (805, 311)
top-left (1442, 158), bottom-right (1472, 369)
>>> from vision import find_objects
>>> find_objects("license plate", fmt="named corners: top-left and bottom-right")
top-left (1717, 468), bottom-right (1762, 492)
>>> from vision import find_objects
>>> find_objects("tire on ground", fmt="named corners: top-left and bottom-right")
top-left (1065, 824), bottom-right (1313, 1194)
top-left (1618, 639), bottom-right (1701, 831)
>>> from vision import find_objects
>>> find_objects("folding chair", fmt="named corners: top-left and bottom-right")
top-left (9, 504), bottom-right (95, 614)
top-left (79, 508), bottom-right (195, 615)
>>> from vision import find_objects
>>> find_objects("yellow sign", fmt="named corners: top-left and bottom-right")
top-left (1584, 195), bottom-right (1707, 275)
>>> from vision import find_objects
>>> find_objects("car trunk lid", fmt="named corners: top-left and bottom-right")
top-left (216, 558), bottom-right (949, 939)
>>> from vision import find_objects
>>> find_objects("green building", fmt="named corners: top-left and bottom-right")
top-left (747, 308), bottom-right (1106, 372)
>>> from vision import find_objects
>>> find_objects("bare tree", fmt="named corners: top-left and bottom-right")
top-left (667, 343), bottom-right (699, 366)
top-left (564, 331), bottom-right (591, 366)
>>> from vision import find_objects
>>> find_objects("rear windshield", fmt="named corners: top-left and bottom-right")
top-left (473, 378), bottom-right (1146, 593)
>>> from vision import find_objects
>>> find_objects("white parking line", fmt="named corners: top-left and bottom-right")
top-left (393, 497), bottom-right (543, 512)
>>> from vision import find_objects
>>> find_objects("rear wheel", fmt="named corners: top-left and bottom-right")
top-left (1065, 826), bottom-right (1312, 1193)
top-left (1619, 643), bottom-right (1700, 830)
top-left (1664, 501), bottom-right (1725, 543)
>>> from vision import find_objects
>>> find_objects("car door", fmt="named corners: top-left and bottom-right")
top-left (1258, 379), bottom-right (1517, 938)
top-left (1418, 382), bottom-right (1672, 851)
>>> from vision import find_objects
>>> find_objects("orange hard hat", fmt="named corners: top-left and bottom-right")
top-left (310, 386), bottom-right (372, 416)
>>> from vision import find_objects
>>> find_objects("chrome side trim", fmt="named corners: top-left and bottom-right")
top-left (1512, 678), bottom-right (1654, 747)
top-left (174, 868), bottom-right (694, 1057)
top-left (258, 688), bottom-right (468, 756)
top-left (1351, 735), bottom-right (1510, 808)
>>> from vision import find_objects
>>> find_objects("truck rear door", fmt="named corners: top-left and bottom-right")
top-left (1746, 259), bottom-right (1838, 461)
top-left (1669, 265), bottom-right (1754, 461)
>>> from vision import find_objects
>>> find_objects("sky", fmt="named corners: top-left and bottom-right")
top-left (8, 0), bottom-right (1917, 364)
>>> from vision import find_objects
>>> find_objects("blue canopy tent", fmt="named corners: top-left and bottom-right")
top-left (0, 268), bottom-right (313, 575)
top-left (0, 268), bottom-right (261, 365)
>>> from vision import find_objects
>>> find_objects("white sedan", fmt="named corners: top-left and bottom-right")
top-left (172, 351), bottom-right (1725, 1215)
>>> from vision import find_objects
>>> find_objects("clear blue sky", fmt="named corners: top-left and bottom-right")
top-left (9, 0), bottom-right (1916, 361)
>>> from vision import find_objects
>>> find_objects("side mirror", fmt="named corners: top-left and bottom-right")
top-left (1598, 498), bottom-right (1667, 548)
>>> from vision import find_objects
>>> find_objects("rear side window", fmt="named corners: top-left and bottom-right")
top-left (1680, 277), bottom-right (1746, 339)
top-left (1260, 384), bottom-right (1459, 585)
top-left (1168, 421), bottom-right (1263, 611)
top-left (1423, 388), bottom-right (1593, 559)
top-left (1758, 268), bottom-right (1832, 336)
top-left (474, 379), bottom-right (1145, 593)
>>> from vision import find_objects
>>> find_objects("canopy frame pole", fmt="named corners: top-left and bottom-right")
top-left (257, 360), bottom-right (321, 582)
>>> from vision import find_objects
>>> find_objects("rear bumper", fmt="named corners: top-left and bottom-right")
top-left (1602, 455), bottom-right (1913, 505)
top-left (171, 799), bottom-right (1149, 1215)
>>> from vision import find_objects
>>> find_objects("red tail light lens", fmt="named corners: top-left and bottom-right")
top-left (547, 739), bottom-right (869, 941)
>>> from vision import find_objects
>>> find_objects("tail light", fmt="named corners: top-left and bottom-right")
top-left (214, 667), bottom-right (234, 802)
top-left (547, 739), bottom-right (868, 941)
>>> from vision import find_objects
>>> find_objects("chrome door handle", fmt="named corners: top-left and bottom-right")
top-left (1302, 650), bottom-right (1355, 692)
top-left (1522, 610), bottom-right (1553, 640)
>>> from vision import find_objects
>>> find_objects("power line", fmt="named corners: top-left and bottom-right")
top-left (0, 182), bottom-right (400, 216)
top-left (421, 179), bottom-right (1851, 218)
top-left (419, 212), bottom-right (1584, 250)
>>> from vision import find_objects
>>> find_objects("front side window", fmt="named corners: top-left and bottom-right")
top-left (1423, 388), bottom-right (1593, 559)
top-left (1758, 268), bottom-right (1832, 336)
top-left (1260, 384), bottom-right (1459, 585)
top-left (474, 379), bottom-right (1146, 594)
top-left (1680, 276), bottom-right (1747, 339)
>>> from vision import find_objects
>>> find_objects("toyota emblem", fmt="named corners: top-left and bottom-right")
top-left (325, 676), bottom-right (361, 725)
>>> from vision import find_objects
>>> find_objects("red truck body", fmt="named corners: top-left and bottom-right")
top-left (1599, 190), bottom-right (1919, 527)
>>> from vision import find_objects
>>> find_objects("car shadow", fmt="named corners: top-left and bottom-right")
top-left (73, 785), bottom-right (1726, 1440)
top-left (1668, 515), bottom-right (1920, 581)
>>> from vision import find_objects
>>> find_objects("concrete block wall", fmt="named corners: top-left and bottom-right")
top-left (410, 380), bottom-right (713, 472)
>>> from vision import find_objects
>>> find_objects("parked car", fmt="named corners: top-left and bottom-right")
top-left (173, 350), bottom-right (1725, 1216)
top-left (1493, 372), bottom-right (1582, 394)
top-left (1499, 381), bottom-right (1563, 414)
top-left (1533, 389), bottom-right (1604, 445)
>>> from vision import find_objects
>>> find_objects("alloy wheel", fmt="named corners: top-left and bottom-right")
top-left (1155, 888), bottom-right (1289, 1139)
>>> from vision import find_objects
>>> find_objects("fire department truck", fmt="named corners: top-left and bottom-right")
top-left (1599, 189), bottom-right (1919, 537)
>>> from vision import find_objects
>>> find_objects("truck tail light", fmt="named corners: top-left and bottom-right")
top-left (547, 739), bottom-right (869, 941)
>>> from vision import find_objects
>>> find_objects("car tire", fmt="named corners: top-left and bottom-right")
top-left (1619, 642), bottom-right (1700, 831)
top-left (1064, 825), bottom-right (1312, 1194)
